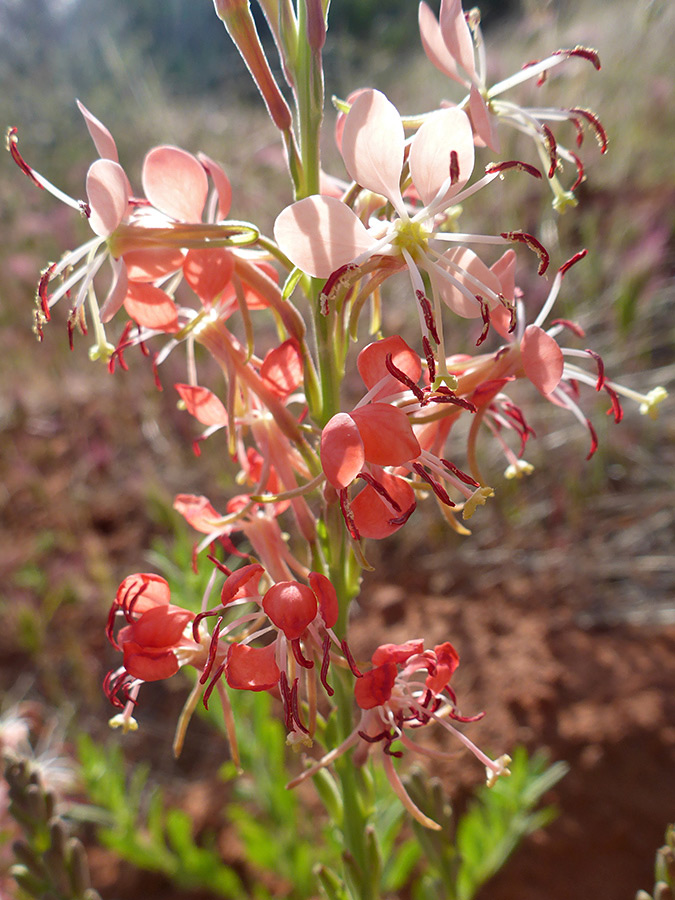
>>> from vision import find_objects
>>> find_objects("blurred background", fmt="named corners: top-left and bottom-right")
top-left (1, 0), bottom-right (674, 897)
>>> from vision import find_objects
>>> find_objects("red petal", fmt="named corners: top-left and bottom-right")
top-left (372, 640), bottom-right (424, 666)
top-left (183, 248), bottom-right (235, 304)
top-left (225, 643), bottom-right (280, 692)
top-left (122, 247), bottom-right (184, 282)
top-left (351, 473), bottom-right (416, 539)
top-left (263, 581), bottom-right (317, 640)
top-left (260, 339), bottom-right (303, 397)
top-left (321, 413), bottom-right (365, 489)
top-left (125, 604), bottom-right (193, 649)
top-left (308, 572), bottom-right (339, 629)
top-left (350, 403), bottom-right (420, 467)
top-left (221, 564), bottom-right (265, 605)
top-left (122, 642), bottom-right (179, 682)
top-left (115, 573), bottom-right (171, 613)
top-left (357, 335), bottom-right (421, 399)
top-left (173, 493), bottom-right (224, 533)
top-left (354, 663), bottom-right (397, 709)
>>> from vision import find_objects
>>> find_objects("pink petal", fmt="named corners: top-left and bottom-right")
top-left (77, 99), bottom-right (118, 162)
top-left (175, 384), bottom-right (228, 426)
top-left (489, 249), bottom-right (517, 339)
top-left (350, 403), bottom-right (420, 466)
top-left (357, 335), bottom-right (421, 400)
top-left (308, 572), bottom-right (339, 628)
top-left (436, 247), bottom-right (502, 318)
top-left (468, 85), bottom-right (499, 152)
top-left (123, 282), bottom-right (179, 332)
top-left (142, 146), bottom-right (208, 222)
top-left (418, 1), bottom-right (467, 84)
top-left (274, 196), bottom-right (372, 279)
top-left (122, 247), bottom-right (184, 282)
top-left (321, 413), bottom-right (365, 489)
top-left (260, 339), bottom-right (303, 397)
top-left (438, 0), bottom-right (476, 82)
top-left (340, 89), bottom-right (405, 211)
top-left (409, 107), bottom-right (474, 207)
top-left (521, 324), bottom-right (564, 395)
top-left (198, 152), bottom-right (232, 219)
top-left (99, 258), bottom-right (129, 323)
top-left (183, 248), bottom-right (234, 304)
top-left (173, 493), bottom-right (224, 533)
top-left (86, 159), bottom-right (129, 237)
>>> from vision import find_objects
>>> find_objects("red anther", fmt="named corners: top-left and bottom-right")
top-left (567, 378), bottom-right (581, 398)
top-left (497, 294), bottom-right (517, 333)
top-left (290, 678), bottom-right (310, 734)
top-left (34, 311), bottom-right (44, 342)
top-left (569, 152), bottom-right (585, 192)
top-left (500, 231), bottom-right (549, 275)
top-left (568, 108), bottom-right (608, 154)
top-left (37, 265), bottom-right (55, 321)
top-left (447, 708), bottom-right (486, 723)
top-left (320, 262), bottom-right (359, 315)
top-left (199, 615), bottom-right (224, 684)
top-left (357, 472), bottom-right (402, 513)
top-left (553, 45), bottom-right (601, 70)
top-left (426, 387), bottom-right (477, 413)
top-left (263, 581), bottom-right (317, 640)
top-left (604, 384), bottom-right (624, 423)
top-left (106, 604), bottom-right (119, 650)
top-left (7, 127), bottom-right (44, 188)
top-left (449, 150), bottom-right (460, 185)
top-left (339, 488), bottom-right (361, 541)
top-left (79, 200), bottom-right (91, 219)
top-left (570, 116), bottom-right (584, 148)
top-left (584, 348), bottom-right (605, 390)
top-left (341, 639), bottom-right (363, 677)
top-left (202, 662), bottom-right (226, 710)
top-left (67, 316), bottom-right (75, 351)
top-left (358, 728), bottom-right (393, 743)
top-left (152, 355), bottom-right (163, 391)
top-left (385, 352), bottom-right (424, 402)
top-left (388, 499), bottom-right (416, 527)
top-left (291, 637), bottom-right (314, 669)
top-left (422, 336), bottom-right (436, 382)
top-left (485, 160), bottom-right (543, 179)
top-left (585, 417), bottom-right (599, 460)
top-left (541, 125), bottom-right (558, 178)
top-left (551, 317), bottom-right (586, 338)
top-left (412, 462), bottom-right (455, 507)
top-left (416, 290), bottom-right (440, 344)
top-left (192, 607), bottom-right (224, 643)
top-left (559, 248), bottom-right (588, 277)
top-left (475, 295), bottom-right (490, 347)
top-left (320, 635), bottom-right (334, 697)
top-left (383, 738), bottom-right (403, 758)
top-left (207, 554), bottom-right (233, 577)
top-left (441, 459), bottom-right (480, 488)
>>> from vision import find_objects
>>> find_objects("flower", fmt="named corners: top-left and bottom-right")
top-left (288, 639), bottom-right (511, 828)
top-left (274, 89), bottom-right (537, 372)
top-left (418, 0), bottom-right (607, 209)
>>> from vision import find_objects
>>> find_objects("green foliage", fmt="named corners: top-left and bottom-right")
top-left (636, 824), bottom-right (675, 900)
top-left (404, 747), bottom-right (568, 900)
top-left (77, 735), bottom-right (244, 897)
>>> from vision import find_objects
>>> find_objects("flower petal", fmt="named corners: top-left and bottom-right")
top-left (274, 196), bottom-right (372, 279)
top-left (77, 99), bottom-right (119, 162)
top-left (125, 605), bottom-right (194, 650)
top-left (418, 0), bottom-right (467, 84)
top-left (340, 89), bottom-right (405, 211)
top-left (115, 573), bottom-right (171, 612)
top-left (197, 151), bottom-right (232, 219)
top-left (357, 335), bottom-right (422, 399)
top-left (142, 146), bottom-right (208, 222)
top-left (99, 257), bottom-right (129, 323)
top-left (438, 0), bottom-right (476, 82)
top-left (308, 572), bottom-right (339, 629)
top-left (321, 413), bottom-right (365, 489)
top-left (173, 493), bottom-right (225, 533)
top-left (123, 282), bottom-right (179, 332)
top-left (351, 403), bottom-right (420, 467)
top-left (355, 663), bottom-right (397, 709)
top-left (86, 159), bottom-right (129, 237)
top-left (351, 472), bottom-right (416, 539)
top-left (435, 246), bottom-right (502, 318)
top-left (263, 581), bottom-right (317, 640)
top-left (372, 639), bottom-right (424, 666)
top-left (409, 107), bottom-right (474, 207)
top-left (183, 248), bottom-right (235, 304)
top-left (468, 84), bottom-right (499, 152)
top-left (122, 247), bottom-right (184, 282)
top-left (175, 384), bottom-right (228, 426)
top-left (226, 643), bottom-right (280, 692)
top-left (260, 339), bottom-right (303, 398)
top-left (122, 642), bottom-right (180, 682)
top-left (521, 324), bottom-right (564, 395)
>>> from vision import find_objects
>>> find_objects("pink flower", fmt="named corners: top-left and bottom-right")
top-left (288, 639), bottom-right (510, 828)
top-left (418, 0), bottom-right (607, 208)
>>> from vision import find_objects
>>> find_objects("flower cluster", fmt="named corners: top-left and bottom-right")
top-left (11, 0), bottom-right (666, 831)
